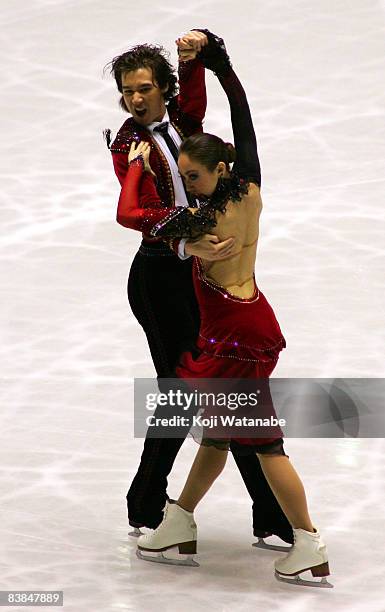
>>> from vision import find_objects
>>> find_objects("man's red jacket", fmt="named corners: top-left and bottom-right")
top-left (109, 59), bottom-right (206, 254)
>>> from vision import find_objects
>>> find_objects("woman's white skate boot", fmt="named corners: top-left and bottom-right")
top-left (137, 501), bottom-right (198, 567)
top-left (274, 527), bottom-right (333, 588)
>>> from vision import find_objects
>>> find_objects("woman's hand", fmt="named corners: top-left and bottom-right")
top-left (128, 141), bottom-right (148, 164)
top-left (128, 141), bottom-right (155, 177)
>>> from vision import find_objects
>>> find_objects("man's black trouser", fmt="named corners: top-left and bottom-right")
top-left (126, 240), bottom-right (293, 544)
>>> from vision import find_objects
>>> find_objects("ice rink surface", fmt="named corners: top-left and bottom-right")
top-left (1, 0), bottom-right (385, 610)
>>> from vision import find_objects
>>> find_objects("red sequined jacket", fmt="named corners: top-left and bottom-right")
top-left (110, 58), bottom-right (206, 253)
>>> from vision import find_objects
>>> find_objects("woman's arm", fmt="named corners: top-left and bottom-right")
top-left (117, 142), bottom-right (216, 239)
top-left (196, 31), bottom-right (261, 187)
top-left (218, 69), bottom-right (261, 186)
top-left (116, 158), bottom-right (166, 233)
top-left (116, 141), bottom-right (172, 232)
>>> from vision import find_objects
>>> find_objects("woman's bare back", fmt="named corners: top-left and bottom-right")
top-left (200, 183), bottom-right (263, 298)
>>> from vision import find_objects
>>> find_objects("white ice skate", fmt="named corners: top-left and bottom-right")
top-left (136, 501), bottom-right (199, 567)
top-left (274, 526), bottom-right (333, 588)
top-left (252, 529), bottom-right (293, 553)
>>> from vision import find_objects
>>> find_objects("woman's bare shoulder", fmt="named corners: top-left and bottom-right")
top-left (246, 181), bottom-right (260, 195)
top-left (246, 182), bottom-right (263, 208)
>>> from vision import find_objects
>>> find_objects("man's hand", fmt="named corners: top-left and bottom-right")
top-left (176, 30), bottom-right (208, 61)
top-left (185, 234), bottom-right (235, 260)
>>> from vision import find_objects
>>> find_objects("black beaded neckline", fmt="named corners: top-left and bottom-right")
top-left (197, 172), bottom-right (250, 214)
top-left (183, 171), bottom-right (250, 237)
top-left (199, 172), bottom-right (249, 211)
top-left (151, 171), bottom-right (250, 240)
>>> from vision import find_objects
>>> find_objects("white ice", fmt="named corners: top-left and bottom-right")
top-left (1, 1), bottom-right (385, 611)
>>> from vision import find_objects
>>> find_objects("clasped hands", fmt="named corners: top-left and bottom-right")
top-left (176, 30), bottom-right (208, 61)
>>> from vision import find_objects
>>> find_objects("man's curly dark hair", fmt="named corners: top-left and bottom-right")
top-left (105, 44), bottom-right (178, 112)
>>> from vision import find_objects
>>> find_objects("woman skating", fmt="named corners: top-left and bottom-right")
top-left (117, 31), bottom-right (332, 588)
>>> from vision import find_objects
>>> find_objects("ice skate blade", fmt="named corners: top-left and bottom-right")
top-left (136, 549), bottom-right (199, 567)
top-left (275, 570), bottom-right (333, 588)
top-left (128, 527), bottom-right (143, 538)
top-left (252, 538), bottom-right (293, 553)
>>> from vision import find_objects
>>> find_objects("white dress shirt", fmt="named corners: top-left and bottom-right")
top-left (146, 110), bottom-right (190, 260)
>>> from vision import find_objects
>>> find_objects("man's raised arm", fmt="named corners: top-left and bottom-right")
top-left (176, 30), bottom-right (208, 124)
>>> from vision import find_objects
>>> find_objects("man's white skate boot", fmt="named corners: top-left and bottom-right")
top-left (136, 500), bottom-right (198, 567)
top-left (274, 526), bottom-right (333, 588)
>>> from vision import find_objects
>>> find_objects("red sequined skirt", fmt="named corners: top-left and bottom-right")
top-left (175, 258), bottom-right (286, 447)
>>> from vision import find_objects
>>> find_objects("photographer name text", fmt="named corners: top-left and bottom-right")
top-left (146, 414), bottom-right (286, 428)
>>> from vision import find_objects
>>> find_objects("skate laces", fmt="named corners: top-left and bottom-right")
top-left (157, 503), bottom-right (171, 528)
top-left (143, 503), bottom-right (171, 538)
top-left (151, 504), bottom-right (178, 534)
